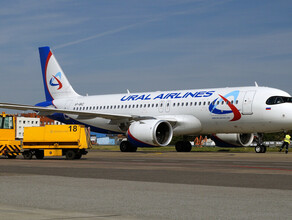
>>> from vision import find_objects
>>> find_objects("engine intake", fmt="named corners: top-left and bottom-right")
top-left (127, 120), bottom-right (173, 147)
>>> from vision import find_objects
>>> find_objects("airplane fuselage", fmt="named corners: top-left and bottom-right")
top-left (52, 86), bottom-right (292, 135)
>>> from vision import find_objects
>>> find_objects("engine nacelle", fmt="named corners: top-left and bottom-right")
top-left (211, 133), bottom-right (254, 147)
top-left (127, 120), bottom-right (173, 147)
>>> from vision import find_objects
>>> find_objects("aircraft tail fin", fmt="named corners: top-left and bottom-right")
top-left (39, 46), bottom-right (79, 101)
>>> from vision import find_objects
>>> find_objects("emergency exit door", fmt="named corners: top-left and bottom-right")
top-left (242, 91), bottom-right (256, 115)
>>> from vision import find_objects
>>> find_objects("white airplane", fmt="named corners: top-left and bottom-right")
top-left (1, 46), bottom-right (292, 153)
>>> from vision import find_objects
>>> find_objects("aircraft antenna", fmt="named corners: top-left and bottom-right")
top-left (127, 89), bottom-right (130, 94)
top-left (254, 82), bottom-right (258, 87)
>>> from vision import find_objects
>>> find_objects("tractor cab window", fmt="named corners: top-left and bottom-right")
top-left (266, 96), bottom-right (292, 105)
top-left (0, 116), bottom-right (14, 129)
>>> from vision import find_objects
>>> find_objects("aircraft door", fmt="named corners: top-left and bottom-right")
top-left (242, 91), bottom-right (256, 115)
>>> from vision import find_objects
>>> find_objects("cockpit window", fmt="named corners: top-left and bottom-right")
top-left (266, 96), bottom-right (292, 105)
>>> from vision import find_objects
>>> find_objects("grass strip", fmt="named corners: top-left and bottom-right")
top-left (91, 145), bottom-right (281, 153)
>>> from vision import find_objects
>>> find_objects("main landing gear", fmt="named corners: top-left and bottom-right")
top-left (254, 133), bottom-right (267, 153)
top-left (120, 141), bottom-right (137, 152)
top-left (175, 141), bottom-right (192, 152)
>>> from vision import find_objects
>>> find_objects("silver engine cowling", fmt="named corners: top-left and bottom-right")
top-left (127, 120), bottom-right (173, 147)
top-left (211, 133), bottom-right (254, 147)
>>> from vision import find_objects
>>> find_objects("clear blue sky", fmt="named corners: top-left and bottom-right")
top-left (0, 0), bottom-right (291, 106)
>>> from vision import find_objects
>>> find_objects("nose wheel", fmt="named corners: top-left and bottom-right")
top-left (255, 133), bottom-right (267, 153)
top-left (255, 144), bottom-right (266, 153)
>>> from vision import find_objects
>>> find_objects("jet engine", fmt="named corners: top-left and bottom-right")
top-left (127, 120), bottom-right (173, 147)
top-left (211, 133), bottom-right (254, 147)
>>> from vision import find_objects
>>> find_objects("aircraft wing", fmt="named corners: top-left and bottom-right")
top-left (0, 102), bottom-right (133, 120)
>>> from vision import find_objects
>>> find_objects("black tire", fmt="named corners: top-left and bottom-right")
top-left (182, 141), bottom-right (192, 152)
top-left (175, 141), bottom-right (192, 152)
top-left (130, 145), bottom-right (137, 152)
top-left (255, 145), bottom-right (266, 153)
top-left (74, 153), bottom-right (82, 159)
top-left (66, 150), bottom-right (76, 160)
top-left (175, 141), bottom-right (184, 152)
top-left (120, 141), bottom-right (137, 152)
top-left (255, 146), bottom-right (261, 153)
top-left (35, 150), bottom-right (44, 159)
top-left (23, 151), bottom-right (33, 160)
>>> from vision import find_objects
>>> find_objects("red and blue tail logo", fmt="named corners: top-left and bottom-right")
top-left (49, 72), bottom-right (63, 90)
top-left (209, 90), bottom-right (241, 121)
top-left (39, 46), bottom-right (79, 101)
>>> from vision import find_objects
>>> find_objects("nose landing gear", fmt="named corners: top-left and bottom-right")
top-left (255, 134), bottom-right (267, 153)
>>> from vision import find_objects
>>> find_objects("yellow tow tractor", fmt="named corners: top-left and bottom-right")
top-left (0, 113), bottom-right (21, 159)
top-left (22, 124), bottom-right (91, 160)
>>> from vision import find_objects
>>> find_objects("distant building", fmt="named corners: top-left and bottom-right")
top-left (15, 113), bottom-right (64, 139)
top-left (15, 116), bottom-right (40, 139)
top-left (19, 113), bottom-right (63, 126)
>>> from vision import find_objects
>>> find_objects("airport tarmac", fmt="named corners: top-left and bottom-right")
top-left (0, 150), bottom-right (292, 219)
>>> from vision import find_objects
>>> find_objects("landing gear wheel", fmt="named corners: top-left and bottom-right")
top-left (175, 141), bottom-right (184, 152)
top-left (255, 145), bottom-right (266, 153)
top-left (23, 151), bottom-right (33, 160)
top-left (175, 141), bottom-right (192, 152)
top-left (120, 141), bottom-right (137, 152)
top-left (66, 150), bottom-right (76, 160)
